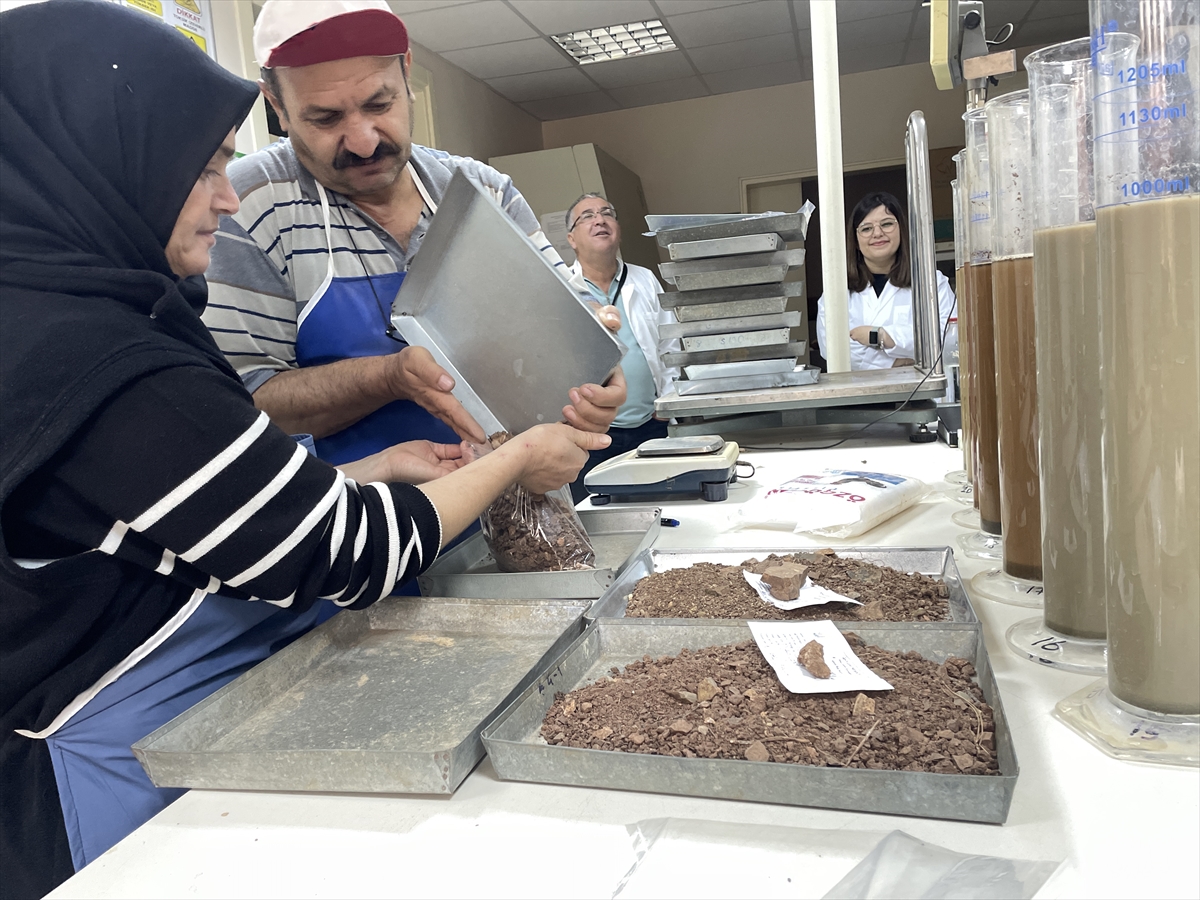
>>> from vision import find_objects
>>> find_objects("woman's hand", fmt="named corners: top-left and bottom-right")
top-left (337, 440), bottom-right (467, 484)
top-left (497, 423), bottom-right (611, 494)
top-left (849, 326), bottom-right (895, 349)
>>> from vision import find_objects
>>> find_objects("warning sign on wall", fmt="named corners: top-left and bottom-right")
top-left (118, 0), bottom-right (215, 60)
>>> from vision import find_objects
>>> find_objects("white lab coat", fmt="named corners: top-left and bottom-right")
top-left (570, 261), bottom-right (681, 397)
top-left (816, 270), bottom-right (956, 370)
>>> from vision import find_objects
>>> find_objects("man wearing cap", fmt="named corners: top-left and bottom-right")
top-left (203, 0), bottom-right (626, 465)
top-left (563, 193), bottom-right (679, 503)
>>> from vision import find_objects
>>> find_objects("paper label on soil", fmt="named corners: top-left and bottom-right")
top-left (748, 620), bottom-right (893, 694)
top-left (742, 570), bottom-right (863, 611)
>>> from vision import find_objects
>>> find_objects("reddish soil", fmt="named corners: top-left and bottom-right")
top-left (625, 552), bottom-right (950, 621)
top-left (542, 635), bottom-right (999, 775)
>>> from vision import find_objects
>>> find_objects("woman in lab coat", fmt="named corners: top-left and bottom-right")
top-left (816, 191), bottom-right (956, 370)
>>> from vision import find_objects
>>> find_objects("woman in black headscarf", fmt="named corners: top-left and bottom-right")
top-left (0, 4), bottom-right (605, 894)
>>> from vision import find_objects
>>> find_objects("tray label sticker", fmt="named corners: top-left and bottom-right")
top-left (749, 620), bottom-right (893, 694)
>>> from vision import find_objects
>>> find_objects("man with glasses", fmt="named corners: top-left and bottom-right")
top-left (203, 0), bottom-right (625, 466)
top-left (564, 193), bottom-right (680, 503)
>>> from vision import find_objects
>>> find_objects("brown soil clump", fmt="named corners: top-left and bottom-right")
top-left (625, 553), bottom-right (949, 621)
top-left (541, 636), bottom-right (999, 775)
top-left (797, 640), bottom-right (831, 678)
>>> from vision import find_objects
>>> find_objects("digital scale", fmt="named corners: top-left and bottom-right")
top-left (585, 435), bottom-right (742, 504)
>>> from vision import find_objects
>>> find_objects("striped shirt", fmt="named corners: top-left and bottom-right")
top-left (6, 364), bottom-right (441, 610)
top-left (203, 140), bottom-right (578, 392)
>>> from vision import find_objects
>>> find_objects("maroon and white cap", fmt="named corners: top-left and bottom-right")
top-left (254, 0), bottom-right (408, 69)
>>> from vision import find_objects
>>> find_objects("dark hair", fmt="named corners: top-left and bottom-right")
top-left (846, 191), bottom-right (910, 292)
top-left (260, 55), bottom-right (408, 117)
top-left (565, 192), bottom-right (607, 230)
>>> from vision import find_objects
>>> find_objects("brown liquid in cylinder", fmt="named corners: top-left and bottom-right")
top-left (992, 256), bottom-right (1042, 581)
top-left (1034, 224), bottom-right (1105, 639)
top-left (1099, 195), bottom-right (1199, 715)
top-left (969, 263), bottom-right (1002, 532)
top-left (957, 265), bottom-right (976, 500)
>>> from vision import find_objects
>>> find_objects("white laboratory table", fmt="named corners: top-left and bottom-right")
top-left (50, 432), bottom-right (1199, 900)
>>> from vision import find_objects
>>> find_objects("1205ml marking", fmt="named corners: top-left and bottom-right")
top-left (1118, 59), bottom-right (1187, 82)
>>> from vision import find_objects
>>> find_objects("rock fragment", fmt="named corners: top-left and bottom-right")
top-left (761, 562), bottom-right (809, 600)
top-left (744, 740), bottom-right (770, 762)
top-left (797, 639), bottom-right (832, 679)
top-left (696, 677), bottom-right (721, 702)
top-left (852, 693), bottom-right (876, 716)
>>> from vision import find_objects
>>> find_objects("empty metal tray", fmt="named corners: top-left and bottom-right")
top-left (653, 209), bottom-right (812, 247)
top-left (483, 619), bottom-right (1018, 823)
top-left (659, 249), bottom-right (806, 290)
top-left (660, 281), bottom-right (805, 310)
top-left (661, 311), bottom-right (801, 339)
top-left (675, 368), bottom-right (820, 395)
top-left (667, 233), bottom-right (784, 260)
top-left (587, 547), bottom-right (977, 624)
top-left (662, 340), bottom-right (807, 368)
top-left (418, 507), bottom-right (661, 600)
top-left (132, 597), bottom-right (589, 795)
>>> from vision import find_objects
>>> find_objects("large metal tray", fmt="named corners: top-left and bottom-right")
top-left (659, 249), bottom-right (805, 289)
top-left (653, 210), bottom-right (811, 246)
top-left (418, 507), bottom-right (661, 600)
top-left (483, 619), bottom-right (1018, 823)
top-left (132, 597), bottom-right (589, 795)
top-left (675, 367), bottom-right (820, 396)
top-left (660, 280), bottom-right (805, 310)
top-left (667, 232), bottom-right (784, 260)
top-left (587, 547), bottom-right (978, 624)
top-left (662, 340), bottom-right (806, 368)
top-left (661, 311), bottom-right (801, 339)
top-left (391, 170), bottom-right (625, 435)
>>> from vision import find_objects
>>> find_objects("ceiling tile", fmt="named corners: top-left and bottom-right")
top-left (903, 39), bottom-right (929, 66)
top-left (836, 10), bottom-right (915, 45)
top-left (981, 0), bottom-right (1036, 27)
top-left (441, 37), bottom-right (571, 79)
top-left (655, 0), bottom-right (758, 14)
top-left (689, 32), bottom-right (798, 74)
top-left (519, 91), bottom-right (621, 120)
top-left (835, 0), bottom-right (921, 22)
top-left (839, 41), bottom-right (906, 74)
top-left (702, 57), bottom-right (804, 93)
top-left (400, 1), bottom-right (536, 51)
top-left (1011, 11), bottom-right (1089, 47)
top-left (508, 0), bottom-right (657, 35)
top-left (388, 0), bottom-right (473, 14)
top-left (665, 0), bottom-right (795, 49)
top-left (485, 67), bottom-right (598, 102)
top-left (608, 75), bottom-right (710, 107)
top-left (1026, 0), bottom-right (1084, 21)
top-left (583, 50), bottom-right (697, 89)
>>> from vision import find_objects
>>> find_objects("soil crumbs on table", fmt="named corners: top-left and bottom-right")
top-left (542, 636), bottom-right (999, 775)
top-left (625, 552), bottom-right (949, 621)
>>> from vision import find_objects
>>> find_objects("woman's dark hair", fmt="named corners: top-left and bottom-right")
top-left (845, 191), bottom-right (911, 292)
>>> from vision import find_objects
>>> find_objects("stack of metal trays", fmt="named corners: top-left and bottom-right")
top-left (654, 212), bottom-right (816, 394)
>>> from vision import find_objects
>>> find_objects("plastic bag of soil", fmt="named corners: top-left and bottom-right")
top-left (465, 432), bottom-right (596, 573)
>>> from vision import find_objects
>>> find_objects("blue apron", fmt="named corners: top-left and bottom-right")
top-left (25, 592), bottom-right (325, 872)
top-left (295, 176), bottom-right (459, 466)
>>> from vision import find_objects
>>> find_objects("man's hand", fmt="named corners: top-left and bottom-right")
top-left (337, 440), bottom-right (467, 485)
top-left (386, 346), bottom-right (486, 443)
top-left (563, 366), bottom-right (626, 433)
top-left (592, 303), bottom-right (621, 333)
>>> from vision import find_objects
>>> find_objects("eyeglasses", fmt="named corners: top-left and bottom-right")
top-left (569, 206), bottom-right (618, 231)
top-left (858, 219), bottom-right (899, 238)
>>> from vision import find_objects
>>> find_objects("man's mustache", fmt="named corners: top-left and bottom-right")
top-left (333, 140), bottom-right (401, 170)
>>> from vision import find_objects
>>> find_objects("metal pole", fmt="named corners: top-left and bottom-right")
top-left (905, 110), bottom-right (943, 374)
top-left (810, 0), bottom-right (850, 374)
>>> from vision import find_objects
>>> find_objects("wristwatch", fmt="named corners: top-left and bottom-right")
top-left (868, 328), bottom-right (880, 349)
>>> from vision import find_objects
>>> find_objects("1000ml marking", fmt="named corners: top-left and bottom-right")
top-left (1118, 59), bottom-right (1187, 82)
top-left (1121, 174), bottom-right (1191, 198)
top-left (1119, 102), bottom-right (1188, 127)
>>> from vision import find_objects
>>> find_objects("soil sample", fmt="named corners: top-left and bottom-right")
top-left (542, 636), bottom-right (1001, 775)
top-left (1098, 195), bottom-right (1199, 715)
top-left (625, 552), bottom-right (950, 622)
top-left (1033, 223), bottom-right (1105, 639)
top-left (991, 255), bottom-right (1042, 581)
top-left (970, 263), bottom-right (1003, 533)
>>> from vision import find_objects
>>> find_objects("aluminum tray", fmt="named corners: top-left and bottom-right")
top-left (659, 249), bottom-right (805, 287)
top-left (685, 358), bottom-right (797, 379)
top-left (662, 340), bottom-right (806, 368)
top-left (133, 597), bottom-right (589, 795)
top-left (661, 311), bottom-right (801, 339)
top-left (418, 507), bottom-right (661, 600)
top-left (682, 327), bottom-right (791, 352)
top-left (661, 281), bottom-right (804, 314)
top-left (483, 619), bottom-right (1018, 823)
top-left (653, 210), bottom-right (811, 246)
top-left (675, 367), bottom-right (819, 396)
top-left (587, 547), bottom-right (977, 624)
top-left (667, 233), bottom-right (784, 260)
top-left (674, 297), bottom-right (788, 321)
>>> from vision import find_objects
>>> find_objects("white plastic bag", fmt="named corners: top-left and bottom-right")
top-left (734, 469), bottom-right (929, 539)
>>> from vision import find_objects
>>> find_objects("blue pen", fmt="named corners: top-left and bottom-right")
top-left (660, 517), bottom-right (680, 527)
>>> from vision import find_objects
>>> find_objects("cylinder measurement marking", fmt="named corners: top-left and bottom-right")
top-left (1118, 59), bottom-right (1187, 82)
top-left (1121, 174), bottom-right (1191, 198)
top-left (1119, 102), bottom-right (1188, 127)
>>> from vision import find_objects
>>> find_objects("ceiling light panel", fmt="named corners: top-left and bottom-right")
top-left (551, 19), bottom-right (676, 65)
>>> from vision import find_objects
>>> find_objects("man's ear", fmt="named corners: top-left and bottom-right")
top-left (258, 81), bottom-right (289, 133)
top-left (566, 230), bottom-right (578, 252)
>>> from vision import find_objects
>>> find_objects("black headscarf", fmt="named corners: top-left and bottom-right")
top-left (0, 0), bottom-right (259, 499)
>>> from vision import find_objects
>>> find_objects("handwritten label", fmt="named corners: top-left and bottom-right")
top-left (743, 570), bottom-right (862, 611)
top-left (749, 620), bottom-right (893, 694)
